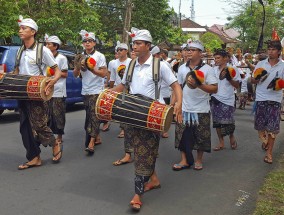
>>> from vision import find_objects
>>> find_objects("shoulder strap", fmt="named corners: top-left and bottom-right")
top-left (14, 45), bottom-right (25, 69)
top-left (152, 57), bottom-right (160, 100)
top-left (182, 61), bottom-right (205, 89)
top-left (36, 42), bottom-right (44, 75)
top-left (122, 58), bottom-right (137, 104)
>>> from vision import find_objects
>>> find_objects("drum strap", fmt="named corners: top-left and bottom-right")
top-left (14, 42), bottom-right (44, 75)
top-left (122, 57), bottom-right (161, 103)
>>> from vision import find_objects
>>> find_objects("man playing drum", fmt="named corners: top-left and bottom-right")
top-left (16, 16), bottom-right (62, 169)
top-left (45, 35), bottom-right (68, 147)
top-left (73, 30), bottom-right (107, 155)
top-left (112, 27), bottom-right (182, 211)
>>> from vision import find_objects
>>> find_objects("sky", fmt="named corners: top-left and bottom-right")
top-left (168, 0), bottom-right (231, 27)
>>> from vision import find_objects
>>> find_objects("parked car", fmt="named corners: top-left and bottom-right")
top-left (0, 46), bottom-right (83, 116)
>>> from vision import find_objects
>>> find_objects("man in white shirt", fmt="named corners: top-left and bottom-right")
top-left (251, 40), bottom-right (284, 164)
top-left (173, 41), bottom-right (218, 171)
top-left (112, 27), bottom-right (182, 211)
top-left (73, 30), bottom-right (107, 155)
top-left (239, 71), bottom-right (250, 110)
top-left (45, 35), bottom-right (68, 149)
top-left (16, 16), bottom-right (62, 169)
top-left (211, 49), bottom-right (241, 151)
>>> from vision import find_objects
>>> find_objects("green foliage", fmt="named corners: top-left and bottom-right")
top-left (200, 32), bottom-right (223, 51)
top-left (227, 0), bottom-right (284, 52)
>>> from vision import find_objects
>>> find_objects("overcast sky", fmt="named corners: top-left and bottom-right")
top-left (168, 0), bottom-right (231, 27)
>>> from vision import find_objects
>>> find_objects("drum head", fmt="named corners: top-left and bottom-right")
top-left (40, 77), bottom-right (54, 101)
top-left (163, 106), bottom-right (174, 132)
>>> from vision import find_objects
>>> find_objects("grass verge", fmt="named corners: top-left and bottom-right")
top-left (253, 153), bottom-right (284, 215)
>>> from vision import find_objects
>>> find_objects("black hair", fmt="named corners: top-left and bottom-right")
top-left (213, 49), bottom-right (229, 57)
top-left (266, 40), bottom-right (281, 51)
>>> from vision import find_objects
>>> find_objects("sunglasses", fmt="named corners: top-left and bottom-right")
top-left (117, 49), bottom-right (126, 52)
top-left (185, 48), bottom-right (199, 52)
top-left (83, 39), bottom-right (94, 43)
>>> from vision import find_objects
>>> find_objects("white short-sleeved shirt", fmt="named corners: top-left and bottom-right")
top-left (240, 72), bottom-right (250, 93)
top-left (160, 60), bottom-right (173, 99)
top-left (80, 50), bottom-right (106, 95)
top-left (19, 43), bottom-right (57, 76)
top-left (121, 55), bottom-right (177, 101)
top-left (211, 66), bottom-right (241, 107)
top-left (254, 58), bottom-right (284, 103)
top-left (53, 53), bottom-right (68, 97)
top-left (110, 58), bottom-right (131, 86)
top-left (178, 63), bottom-right (218, 113)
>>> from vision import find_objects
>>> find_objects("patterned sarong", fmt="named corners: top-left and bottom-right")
top-left (175, 113), bottom-right (211, 153)
top-left (83, 94), bottom-right (100, 138)
top-left (127, 126), bottom-right (160, 176)
top-left (48, 97), bottom-right (66, 135)
top-left (123, 124), bottom-right (133, 153)
top-left (211, 96), bottom-right (235, 136)
top-left (254, 101), bottom-right (281, 134)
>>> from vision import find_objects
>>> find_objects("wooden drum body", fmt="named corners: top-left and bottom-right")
top-left (0, 73), bottom-right (53, 101)
top-left (95, 89), bottom-right (174, 132)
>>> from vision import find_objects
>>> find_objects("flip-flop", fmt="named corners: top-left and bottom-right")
top-left (101, 123), bottom-right (110, 132)
top-left (213, 146), bottom-right (225, 151)
top-left (52, 143), bottom-right (63, 163)
top-left (172, 163), bottom-right (190, 171)
top-left (130, 200), bottom-right (142, 211)
top-left (264, 156), bottom-right (273, 164)
top-left (85, 147), bottom-right (95, 154)
top-left (193, 163), bottom-right (203, 171)
top-left (231, 141), bottom-right (237, 150)
top-left (117, 133), bottom-right (125, 138)
top-left (18, 162), bottom-right (41, 170)
top-left (144, 183), bottom-right (161, 192)
top-left (113, 159), bottom-right (132, 166)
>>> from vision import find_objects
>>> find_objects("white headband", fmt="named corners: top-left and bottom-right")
top-left (79, 30), bottom-right (96, 41)
top-left (187, 40), bottom-right (204, 52)
top-left (18, 15), bottom-right (38, 32)
top-left (150, 46), bottom-right (160, 55)
top-left (44, 34), bottom-right (62, 45)
top-left (116, 41), bottom-right (128, 50)
top-left (126, 27), bottom-right (152, 43)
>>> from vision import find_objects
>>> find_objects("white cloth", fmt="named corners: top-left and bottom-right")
top-left (81, 51), bottom-right (106, 95)
top-left (240, 73), bottom-right (250, 93)
top-left (116, 41), bottom-right (128, 50)
top-left (127, 27), bottom-right (152, 43)
top-left (121, 55), bottom-right (177, 102)
top-left (254, 59), bottom-right (284, 103)
top-left (45, 34), bottom-right (62, 45)
top-left (211, 66), bottom-right (241, 107)
top-left (187, 40), bottom-right (204, 51)
top-left (150, 46), bottom-right (160, 55)
top-left (110, 58), bottom-right (131, 86)
top-left (53, 53), bottom-right (68, 97)
top-left (18, 15), bottom-right (38, 31)
top-left (177, 63), bottom-right (218, 113)
top-left (19, 44), bottom-right (57, 76)
top-left (79, 30), bottom-right (96, 41)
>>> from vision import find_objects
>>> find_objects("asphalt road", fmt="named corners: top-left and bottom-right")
top-left (0, 103), bottom-right (283, 215)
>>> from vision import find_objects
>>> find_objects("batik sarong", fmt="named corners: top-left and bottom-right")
top-left (175, 113), bottom-right (211, 154)
top-left (48, 97), bottom-right (66, 135)
top-left (254, 101), bottom-right (281, 134)
top-left (211, 96), bottom-right (235, 136)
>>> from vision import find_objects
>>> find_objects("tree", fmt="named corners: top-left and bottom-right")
top-left (200, 32), bottom-right (223, 51)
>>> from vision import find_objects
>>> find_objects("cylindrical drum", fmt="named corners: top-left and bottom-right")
top-left (0, 73), bottom-right (53, 101)
top-left (95, 89), bottom-right (174, 132)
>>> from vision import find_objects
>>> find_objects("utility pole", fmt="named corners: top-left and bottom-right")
top-left (190, 0), bottom-right (195, 21)
top-left (179, 0), bottom-right (181, 28)
top-left (256, 0), bottom-right (265, 53)
top-left (122, 0), bottom-right (133, 43)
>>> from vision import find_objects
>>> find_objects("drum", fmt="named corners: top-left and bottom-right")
top-left (0, 73), bottom-right (53, 101)
top-left (95, 89), bottom-right (174, 132)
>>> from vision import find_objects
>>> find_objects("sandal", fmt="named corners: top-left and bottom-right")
top-left (213, 146), bottom-right (225, 151)
top-left (230, 141), bottom-right (237, 150)
top-left (113, 159), bottom-right (132, 166)
top-left (144, 183), bottom-right (161, 192)
top-left (193, 163), bottom-right (203, 171)
top-left (52, 141), bottom-right (63, 163)
top-left (264, 156), bottom-right (273, 164)
top-left (101, 123), bottom-right (110, 132)
top-left (130, 200), bottom-right (142, 211)
top-left (18, 157), bottom-right (42, 170)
